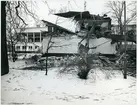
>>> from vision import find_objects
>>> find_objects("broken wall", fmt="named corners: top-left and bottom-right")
top-left (42, 36), bottom-right (117, 54)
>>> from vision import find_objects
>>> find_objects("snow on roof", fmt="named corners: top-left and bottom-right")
top-left (42, 20), bottom-right (75, 34)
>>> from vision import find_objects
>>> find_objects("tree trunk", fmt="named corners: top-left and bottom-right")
top-left (45, 35), bottom-right (53, 75)
top-left (119, 22), bottom-right (123, 36)
top-left (119, 20), bottom-right (123, 52)
top-left (45, 46), bottom-right (49, 75)
top-left (45, 48), bottom-right (49, 75)
top-left (123, 1), bottom-right (127, 79)
top-left (123, 57), bottom-right (127, 79)
top-left (1, 1), bottom-right (9, 75)
top-left (11, 42), bottom-right (15, 62)
top-left (45, 56), bottom-right (48, 75)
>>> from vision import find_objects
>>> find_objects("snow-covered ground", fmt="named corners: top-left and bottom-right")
top-left (1, 60), bottom-right (136, 105)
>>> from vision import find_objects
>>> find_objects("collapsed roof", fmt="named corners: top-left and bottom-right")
top-left (54, 11), bottom-right (111, 31)
top-left (54, 11), bottom-right (111, 21)
top-left (54, 11), bottom-right (136, 43)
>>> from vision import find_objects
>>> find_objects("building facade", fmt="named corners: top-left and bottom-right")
top-left (15, 27), bottom-right (47, 53)
top-left (15, 20), bottom-right (75, 53)
top-left (111, 24), bottom-right (136, 34)
top-left (111, 24), bottom-right (136, 50)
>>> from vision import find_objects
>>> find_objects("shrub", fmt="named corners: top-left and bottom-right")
top-left (31, 55), bottom-right (40, 62)
top-left (77, 55), bottom-right (92, 79)
top-left (58, 54), bottom-right (96, 79)
top-left (77, 65), bottom-right (90, 79)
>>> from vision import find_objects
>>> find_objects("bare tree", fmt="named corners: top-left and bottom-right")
top-left (44, 31), bottom-right (71, 75)
top-left (44, 33), bottom-right (53, 75)
top-left (1, 1), bottom-right (9, 75)
top-left (2, 1), bottom-right (39, 74)
top-left (43, 1), bottom-right (68, 25)
top-left (106, 1), bottom-right (136, 79)
top-left (77, 23), bottom-right (97, 79)
top-left (6, 1), bottom-right (39, 62)
top-left (42, 5), bottom-right (68, 75)
top-left (106, 1), bottom-right (137, 35)
top-left (6, 3), bottom-right (26, 61)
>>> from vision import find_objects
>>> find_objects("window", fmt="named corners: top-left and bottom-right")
top-left (128, 42), bottom-right (132, 45)
top-left (16, 46), bottom-right (20, 51)
top-left (29, 46), bottom-right (32, 49)
top-left (35, 46), bottom-right (39, 49)
top-left (22, 46), bottom-right (26, 50)
top-left (41, 32), bottom-right (46, 41)
top-left (54, 27), bottom-right (57, 32)
top-left (16, 46), bottom-right (20, 49)
top-left (28, 33), bottom-right (33, 42)
top-left (48, 26), bottom-right (52, 32)
top-left (34, 33), bottom-right (40, 42)
top-left (52, 27), bottom-right (54, 32)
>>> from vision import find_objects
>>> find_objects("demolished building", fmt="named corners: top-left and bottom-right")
top-left (54, 11), bottom-right (136, 54)
top-left (42, 11), bottom-right (135, 56)
top-left (41, 11), bottom-right (136, 77)
top-left (53, 11), bottom-right (136, 77)
top-left (54, 11), bottom-right (117, 55)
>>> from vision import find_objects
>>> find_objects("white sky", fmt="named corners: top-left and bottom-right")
top-left (26, 0), bottom-right (135, 31)
top-left (36, 0), bottom-right (107, 20)
top-left (28, 0), bottom-right (107, 24)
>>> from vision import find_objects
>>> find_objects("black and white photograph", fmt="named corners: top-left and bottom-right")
top-left (1, 0), bottom-right (136, 105)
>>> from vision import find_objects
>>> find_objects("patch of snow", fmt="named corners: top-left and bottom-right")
top-left (1, 61), bottom-right (136, 105)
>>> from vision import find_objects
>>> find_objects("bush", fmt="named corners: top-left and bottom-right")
top-left (77, 54), bottom-right (104, 79)
top-left (58, 54), bottom-right (96, 79)
top-left (77, 65), bottom-right (90, 79)
top-left (31, 55), bottom-right (40, 62)
top-left (77, 56), bottom-right (92, 79)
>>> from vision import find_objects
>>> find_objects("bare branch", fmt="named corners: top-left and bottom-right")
top-left (15, 1), bottom-right (27, 25)
top-left (21, 1), bottom-right (38, 21)
top-left (46, 34), bottom-right (53, 53)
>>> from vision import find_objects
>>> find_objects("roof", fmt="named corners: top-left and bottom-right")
top-left (42, 20), bottom-right (75, 34)
top-left (16, 27), bottom-right (48, 33)
top-left (55, 11), bottom-right (81, 18)
top-left (54, 11), bottom-right (111, 21)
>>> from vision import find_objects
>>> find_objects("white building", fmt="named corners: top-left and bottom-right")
top-left (15, 20), bottom-right (75, 53)
top-left (111, 24), bottom-right (136, 34)
top-left (15, 27), bottom-right (47, 53)
top-left (42, 36), bottom-right (117, 55)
